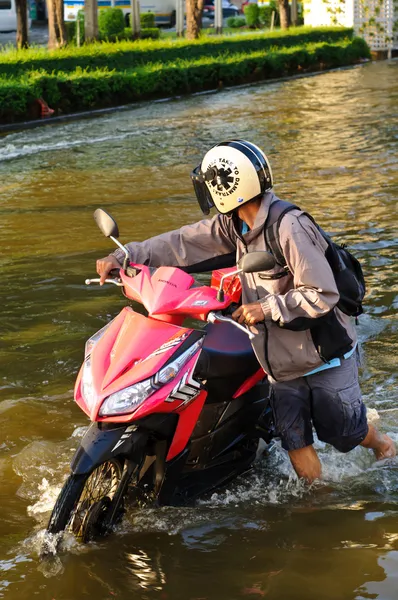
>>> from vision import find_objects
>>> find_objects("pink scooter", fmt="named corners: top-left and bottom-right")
top-left (47, 209), bottom-right (276, 542)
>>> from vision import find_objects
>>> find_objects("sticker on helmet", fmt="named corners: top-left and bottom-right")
top-left (207, 158), bottom-right (240, 198)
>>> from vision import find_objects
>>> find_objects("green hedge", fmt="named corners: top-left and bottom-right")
top-left (259, 5), bottom-right (274, 27)
top-left (226, 16), bottom-right (246, 28)
top-left (65, 10), bottom-right (85, 44)
top-left (0, 27), bottom-right (354, 77)
top-left (98, 8), bottom-right (125, 39)
top-left (140, 12), bottom-right (155, 28)
top-left (140, 27), bottom-right (160, 40)
top-left (65, 15), bottom-right (159, 45)
top-left (0, 38), bottom-right (370, 123)
top-left (244, 4), bottom-right (260, 28)
top-left (95, 27), bottom-right (160, 42)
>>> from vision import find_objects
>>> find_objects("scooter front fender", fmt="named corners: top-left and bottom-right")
top-left (71, 422), bottom-right (148, 475)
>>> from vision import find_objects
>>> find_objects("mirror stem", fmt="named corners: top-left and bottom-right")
top-left (217, 268), bottom-right (241, 303)
top-left (110, 236), bottom-right (130, 271)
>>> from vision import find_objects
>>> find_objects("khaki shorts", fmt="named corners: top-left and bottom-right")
top-left (269, 355), bottom-right (368, 453)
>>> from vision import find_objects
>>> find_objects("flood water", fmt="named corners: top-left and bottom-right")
top-left (0, 60), bottom-right (397, 600)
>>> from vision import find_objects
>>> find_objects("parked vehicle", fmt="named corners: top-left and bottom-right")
top-left (46, 209), bottom-right (275, 543)
top-left (203, 0), bottom-right (241, 20)
top-left (0, 0), bottom-right (30, 32)
top-left (64, 0), bottom-right (176, 27)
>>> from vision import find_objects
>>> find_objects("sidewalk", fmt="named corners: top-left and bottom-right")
top-left (0, 24), bottom-right (48, 48)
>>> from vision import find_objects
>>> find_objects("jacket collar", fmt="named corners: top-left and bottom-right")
top-left (232, 191), bottom-right (277, 242)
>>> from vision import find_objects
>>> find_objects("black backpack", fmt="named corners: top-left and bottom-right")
top-left (264, 200), bottom-right (366, 318)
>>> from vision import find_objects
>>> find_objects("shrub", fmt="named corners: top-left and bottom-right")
top-left (65, 11), bottom-right (85, 44)
top-left (0, 27), bottom-right (355, 78)
top-left (259, 5), bottom-right (273, 27)
top-left (140, 12), bottom-right (155, 28)
top-left (0, 37), bottom-right (370, 124)
top-left (65, 21), bottom-right (75, 42)
top-left (259, 0), bottom-right (279, 27)
top-left (98, 8), bottom-right (125, 39)
top-left (226, 16), bottom-right (246, 28)
top-left (96, 26), bottom-right (159, 42)
top-left (141, 27), bottom-right (160, 39)
top-left (122, 27), bottom-right (133, 40)
top-left (0, 76), bottom-right (39, 121)
top-left (244, 3), bottom-right (260, 28)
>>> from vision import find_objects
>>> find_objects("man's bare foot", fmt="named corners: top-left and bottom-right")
top-left (360, 424), bottom-right (396, 460)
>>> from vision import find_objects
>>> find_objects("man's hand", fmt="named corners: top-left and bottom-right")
top-left (96, 255), bottom-right (121, 285)
top-left (232, 302), bottom-right (265, 326)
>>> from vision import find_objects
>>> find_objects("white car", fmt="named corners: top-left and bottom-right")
top-left (0, 0), bottom-right (31, 31)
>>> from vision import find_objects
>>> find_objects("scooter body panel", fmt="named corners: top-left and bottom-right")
top-left (70, 258), bottom-right (273, 506)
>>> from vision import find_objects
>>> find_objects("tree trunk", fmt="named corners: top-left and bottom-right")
top-left (278, 0), bottom-right (290, 29)
top-left (46, 0), bottom-right (57, 48)
top-left (186, 0), bottom-right (204, 40)
top-left (46, 0), bottom-right (66, 48)
top-left (290, 0), bottom-right (297, 26)
top-left (15, 0), bottom-right (29, 49)
top-left (85, 0), bottom-right (99, 42)
top-left (54, 0), bottom-right (67, 46)
top-left (130, 0), bottom-right (140, 40)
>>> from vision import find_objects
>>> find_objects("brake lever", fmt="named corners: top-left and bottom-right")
top-left (207, 311), bottom-right (255, 340)
top-left (85, 278), bottom-right (124, 287)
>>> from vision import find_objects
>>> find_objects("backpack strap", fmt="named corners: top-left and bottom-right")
top-left (264, 200), bottom-right (300, 267)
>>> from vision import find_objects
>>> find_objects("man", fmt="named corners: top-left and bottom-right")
top-left (97, 139), bottom-right (395, 482)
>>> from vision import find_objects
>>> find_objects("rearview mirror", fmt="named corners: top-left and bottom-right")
top-left (94, 208), bottom-right (119, 238)
top-left (238, 252), bottom-right (276, 273)
top-left (217, 251), bottom-right (276, 302)
top-left (93, 208), bottom-right (130, 269)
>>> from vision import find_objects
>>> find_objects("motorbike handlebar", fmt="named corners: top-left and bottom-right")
top-left (207, 311), bottom-right (255, 341)
top-left (85, 278), bottom-right (124, 287)
top-left (221, 302), bottom-right (240, 317)
top-left (108, 268), bottom-right (121, 278)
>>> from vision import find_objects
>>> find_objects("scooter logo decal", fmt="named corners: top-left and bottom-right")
top-left (192, 300), bottom-right (208, 307)
top-left (111, 424), bottom-right (138, 453)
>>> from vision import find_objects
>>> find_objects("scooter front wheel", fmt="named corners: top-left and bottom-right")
top-left (47, 459), bottom-right (123, 542)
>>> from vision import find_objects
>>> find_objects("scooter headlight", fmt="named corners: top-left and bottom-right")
top-left (84, 319), bottom-right (115, 357)
top-left (99, 378), bottom-right (155, 416)
top-left (81, 356), bottom-right (96, 409)
top-left (81, 319), bottom-right (116, 409)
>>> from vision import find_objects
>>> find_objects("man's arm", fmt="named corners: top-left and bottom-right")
top-left (97, 214), bottom-right (236, 283)
top-left (233, 213), bottom-right (339, 327)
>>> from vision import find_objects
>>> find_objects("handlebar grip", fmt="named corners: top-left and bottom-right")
top-left (222, 302), bottom-right (240, 317)
top-left (108, 268), bottom-right (120, 278)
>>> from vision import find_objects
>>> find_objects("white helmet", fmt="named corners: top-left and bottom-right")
top-left (191, 139), bottom-right (273, 215)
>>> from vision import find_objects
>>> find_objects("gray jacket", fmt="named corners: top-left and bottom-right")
top-left (113, 192), bottom-right (356, 382)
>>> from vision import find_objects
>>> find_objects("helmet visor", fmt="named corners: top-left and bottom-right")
top-left (190, 165), bottom-right (215, 215)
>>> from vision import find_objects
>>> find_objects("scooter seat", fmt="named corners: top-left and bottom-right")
top-left (196, 321), bottom-right (259, 380)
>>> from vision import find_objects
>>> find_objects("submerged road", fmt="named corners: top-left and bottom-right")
top-left (0, 59), bottom-right (397, 600)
